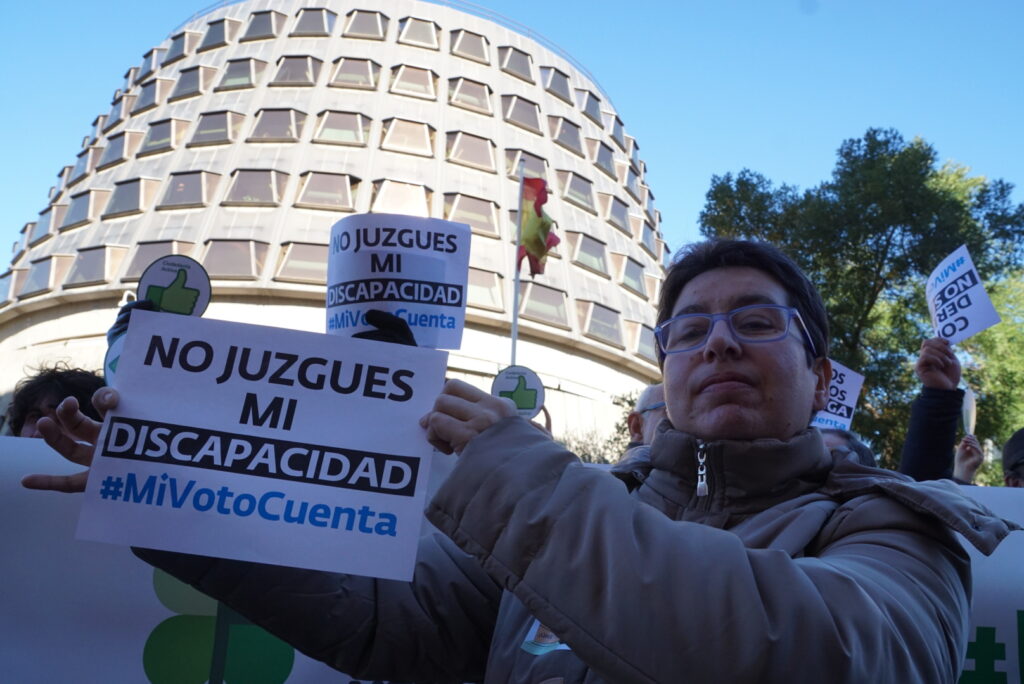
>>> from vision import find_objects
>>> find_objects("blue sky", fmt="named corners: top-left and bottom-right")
top-left (1, 0), bottom-right (1021, 264)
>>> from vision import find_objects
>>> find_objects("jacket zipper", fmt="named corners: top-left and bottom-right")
top-left (696, 440), bottom-right (709, 497)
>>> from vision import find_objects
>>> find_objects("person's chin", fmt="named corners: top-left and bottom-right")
top-left (693, 404), bottom-right (764, 441)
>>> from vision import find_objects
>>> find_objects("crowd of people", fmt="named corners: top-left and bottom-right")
top-left (8, 238), bottom-right (1022, 683)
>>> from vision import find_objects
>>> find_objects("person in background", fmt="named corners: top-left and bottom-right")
top-left (625, 382), bottom-right (665, 448)
top-left (5, 364), bottom-right (104, 439)
top-left (1001, 429), bottom-right (1024, 488)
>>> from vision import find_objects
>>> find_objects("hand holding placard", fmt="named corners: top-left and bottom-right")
top-left (926, 245), bottom-right (1001, 344)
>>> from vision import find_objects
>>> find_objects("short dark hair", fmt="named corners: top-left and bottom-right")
top-left (1002, 428), bottom-right (1024, 474)
top-left (820, 428), bottom-right (877, 468)
top-left (6, 363), bottom-right (105, 435)
top-left (657, 239), bottom-right (829, 364)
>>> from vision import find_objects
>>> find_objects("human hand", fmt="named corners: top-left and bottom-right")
top-left (420, 379), bottom-right (517, 454)
top-left (915, 337), bottom-right (960, 391)
top-left (953, 434), bottom-right (983, 484)
top-left (21, 388), bottom-right (120, 493)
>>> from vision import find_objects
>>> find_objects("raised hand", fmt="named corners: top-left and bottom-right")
top-left (420, 379), bottom-right (517, 454)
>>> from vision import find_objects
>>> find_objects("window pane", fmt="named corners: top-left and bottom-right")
top-left (97, 134), bottom-right (127, 169)
top-left (575, 235), bottom-right (607, 273)
top-left (499, 46), bottom-right (533, 82)
top-left (250, 110), bottom-right (306, 141)
top-left (505, 149), bottom-right (546, 180)
top-left (199, 20), bottom-right (227, 50)
top-left (133, 80), bottom-right (159, 112)
top-left (276, 243), bottom-right (327, 284)
top-left (19, 259), bottom-right (52, 297)
top-left (447, 133), bottom-right (494, 171)
top-left (330, 58), bottom-right (380, 89)
top-left (219, 59), bottom-right (263, 90)
top-left (399, 18), bottom-right (438, 48)
top-left (550, 117), bottom-right (583, 155)
top-left (204, 241), bottom-right (267, 278)
top-left (296, 173), bottom-right (354, 210)
top-left (637, 325), bottom-right (657, 361)
top-left (541, 67), bottom-right (572, 102)
top-left (593, 140), bottom-right (616, 177)
top-left (467, 268), bottom-right (502, 311)
top-left (104, 180), bottom-right (142, 217)
top-left (622, 258), bottom-right (645, 295)
top-left (390, 65), bottom-right (436, 98)
top-left (171, 68), bottom-right (203, 99)
top-left (451, 29), bottom-right (488, 63)
top-left (315, 111), bottom-right (369, 145)
top-left (225, 170), bottom-right (283, 205)
top-left (164, 33), bottom-right (189, 64)
top-left (124, 242), bottom-right (179, 279)
top-left (273, 57), bottom-right (320, 85)
top-left (344, 10), bottom-right (387, 39)
top-left (243, 11), bottom-right (280, 41)
top-left (65, 248), bottom-right (108, 287)
top-left (520, 282), bottom-right (567, 327)
top-left (371, 180), bottom-right (430, 216)
top-left (382, 119), bottom-right (433, 156)
top-left (293, 9), bottom-right (335, 36)
top-left (642, 221), bottom-right (657, 254)
top-left (610, 116), bottom-right (626, 149)
top-left (579, 90), bottom-right (603, 124)
top-left (587, 303), bottom-right (621, 345)
top-left (140, 120), bottom-right (173, 155)
top-left (502, 96), bottom-right (540, 132)
top-left (607, 197), bottom-right (629, 232)
top-left (62, 193), bottom-right (93, 228)
top-left (449, 78), bottom-right (491, 114)
top-left (0, 271), bottom-right (10, 303)
top-left (626, 168), bottom-right (642, 199)
top-left (445, 194), bottom-right (497, 236)
top-left (562, 172), bottom-right (594, 211)
top-left (191, 112), bottom-right (238, 146)
top-left (160, 172), bottom-right (210, 208)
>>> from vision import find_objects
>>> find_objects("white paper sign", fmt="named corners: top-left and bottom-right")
top-left (326, 213), bottom-right (471, 350)
top-left (77, 309), bottom-right (448, 581)
top-left (811, 359), bottom-right (865, 431)
top-left (926, 244), bottom-right (1001, 344)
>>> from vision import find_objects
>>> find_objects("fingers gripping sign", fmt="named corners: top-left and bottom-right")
top-left (420, 379), bottom-right (517, 454)
top-left (21, 388), bottom-right (120, 493)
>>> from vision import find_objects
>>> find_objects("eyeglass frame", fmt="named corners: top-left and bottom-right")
top-left (654, 304), bottom-right (818, 357)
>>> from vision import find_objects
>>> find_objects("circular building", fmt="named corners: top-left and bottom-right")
top-left (0, 0), bottom-right (668, 444)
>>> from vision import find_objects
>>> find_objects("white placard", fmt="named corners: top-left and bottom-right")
top-left (926, 244), bottom-right (1001, 344)
top-left (78, 309), bottom-right (448, 581)
top-left (811, 359), bottom-right (865, 431)
top-left (326, 213), bottom-right (471, 350)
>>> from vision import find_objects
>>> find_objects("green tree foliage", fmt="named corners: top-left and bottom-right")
top-left (700, 128), bottom-right (1024, 467)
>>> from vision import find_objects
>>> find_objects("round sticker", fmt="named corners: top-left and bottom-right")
top-left (491, 365), bottom-right (545, 419)
top-left (103, 333), bottom-right (125, 387)
top-left (138, 255), bottom-right (211, 317)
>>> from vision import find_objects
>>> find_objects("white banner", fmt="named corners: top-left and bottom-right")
top-left (327, 213), bottom-right (471, 350)
top-left (926, 244), bottom-right (1001, 344)
top-left (78, 310), bottom-right (447, 580)
top-left (811, 359), bottom-right (865, 431)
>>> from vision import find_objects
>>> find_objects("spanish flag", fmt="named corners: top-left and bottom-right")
top-left (517, 178), bottom-right (559, 276)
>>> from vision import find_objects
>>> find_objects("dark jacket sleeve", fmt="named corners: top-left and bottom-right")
top-left (899, 387), bottom-right (964, 481)
top-left (133, 531), bottom-right (501, 682)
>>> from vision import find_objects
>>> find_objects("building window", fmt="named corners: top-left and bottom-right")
top-left (64, 246), bottom-right (128, 289)
top-left (243, 10), bottom-right (286, 41)
top-left (504, 149), bottom-right (546, 180)
top-left (19, 256), bottom-right (72, 299)
top-left (548, 117), bottom-right (583, 156)
top-left (498, 46), bottom-right (533, 82)
top-left (104, 95), bottom-right (136, 131)
top-left (501, 95), bottom-right (541, 134)
top-left (329, 57), bottom-right (381, 89)
top-left (68, 147), bottom-right (103, 186)
top-left (599, 194), bottom-right (630, 233)
top-left (271, 56), bottom-right (322, 86)
top-left (451, 29), bottom-right (489, 63)
top-left (170, 66), bottom-right (215, 101)
top-left (137, 48), bottom-right (166, 83)
top-left (645, 191), bottom-right (657, 223)
top-left (588, 138), bottom-right (617, 179)
top-left (189, 111), bottom-right (244, 147)
top-left (445, 132), bottom-right (496, 172)
top-left (96, 131), bottom-right (144, 171)
top-left (556, 171), bottom-right (595, 212)
top-left (388, 64), bottom-right (438, 99)
top-left (203, 240), bottom-right (268, 279)
top-left (29, 206), bottom-right (65, 247)
top-left (641, 220), bottom-right (658, 256)
top-left (629, 138), bottom-right (642, 171)
top-left (61, 189), bottom-right (110, 230)
top-left (576, 90), bottom-right (603, 125)
top-left (198, 18), bottom-right (241, 52)
top-left (164, 31), bottom-right (200, 65)
top-left (294, 172), bottom-right (358, 211)
top-left (158, 171), bottom-right (221, 210)
top-left (621, 257), bottom-right (646, 297)
top-left (122, 241), bottom-right (193, 281)
top-left (343, 10), bottom-right (388, 40)
top-left (380, 118), bottom-right (434, 157)
top-left (132, 79), bottom-right (173, 114)
top-left (539, 67), bottom-right (572, 103)
top-left (467, 268), bottom-right (503, 311)
top-left (370, 180), bottom-right (431, 217)
top-left (0, 271), bottom-right (12, 305)
top-left (222, 170), bottom-right (288, 207)
top-left (636, 325), bottom-right (657, 362)
top-left (519, 282), bottom-right (568, 328)
top-left (398, 17), bottom-right (439, 49)
top-left (249, 109), bottom-right (307, 142)
top-left (444, 194), bottom-right (499, 237)
top-left (217, 58), bottom-right (267, 91)
top-left (275, 242), bottom-right (327, 284)
top-left (625, 167), bottom-right (643, 201)
top-left (103, 178), bottom-right (159, 219)
top-left (579, 301), bottom-right (622, 346)
top-left (291, 8), bottom-right (336, 36)
top-left (566, 232), bottom-right (608, 275)
top-left (609, 115), bottom-right (626, 150)
top-left (313, 111), bottom-right (371, 146)
top-left (448, 78), bottom-right (492, 115)
top-left (139, 119), bottom-right (186, 157)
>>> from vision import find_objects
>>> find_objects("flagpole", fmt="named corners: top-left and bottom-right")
top-left (510, 158), bottom-right (526, 367)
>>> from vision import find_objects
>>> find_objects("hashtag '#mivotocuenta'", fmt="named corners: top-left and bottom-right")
top-left (99, 475), bottom-right (124, 500)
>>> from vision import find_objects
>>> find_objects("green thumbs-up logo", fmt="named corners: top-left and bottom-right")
top-left (146, 269), bottom-right (200, 315)
top-left (499, 375), bottom-right (538, 410)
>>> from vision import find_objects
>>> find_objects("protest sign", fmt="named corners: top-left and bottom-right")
top-left (77, 309), bottom-right (448, 581)
top-left (491, 365), bottom-right (545, 419)
top-left (926, 244), bottom-right (1001, 344)
top-left (326, 213), bottom-right (471, 350)
top-left (811, 359), bottom-right (865, 431)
